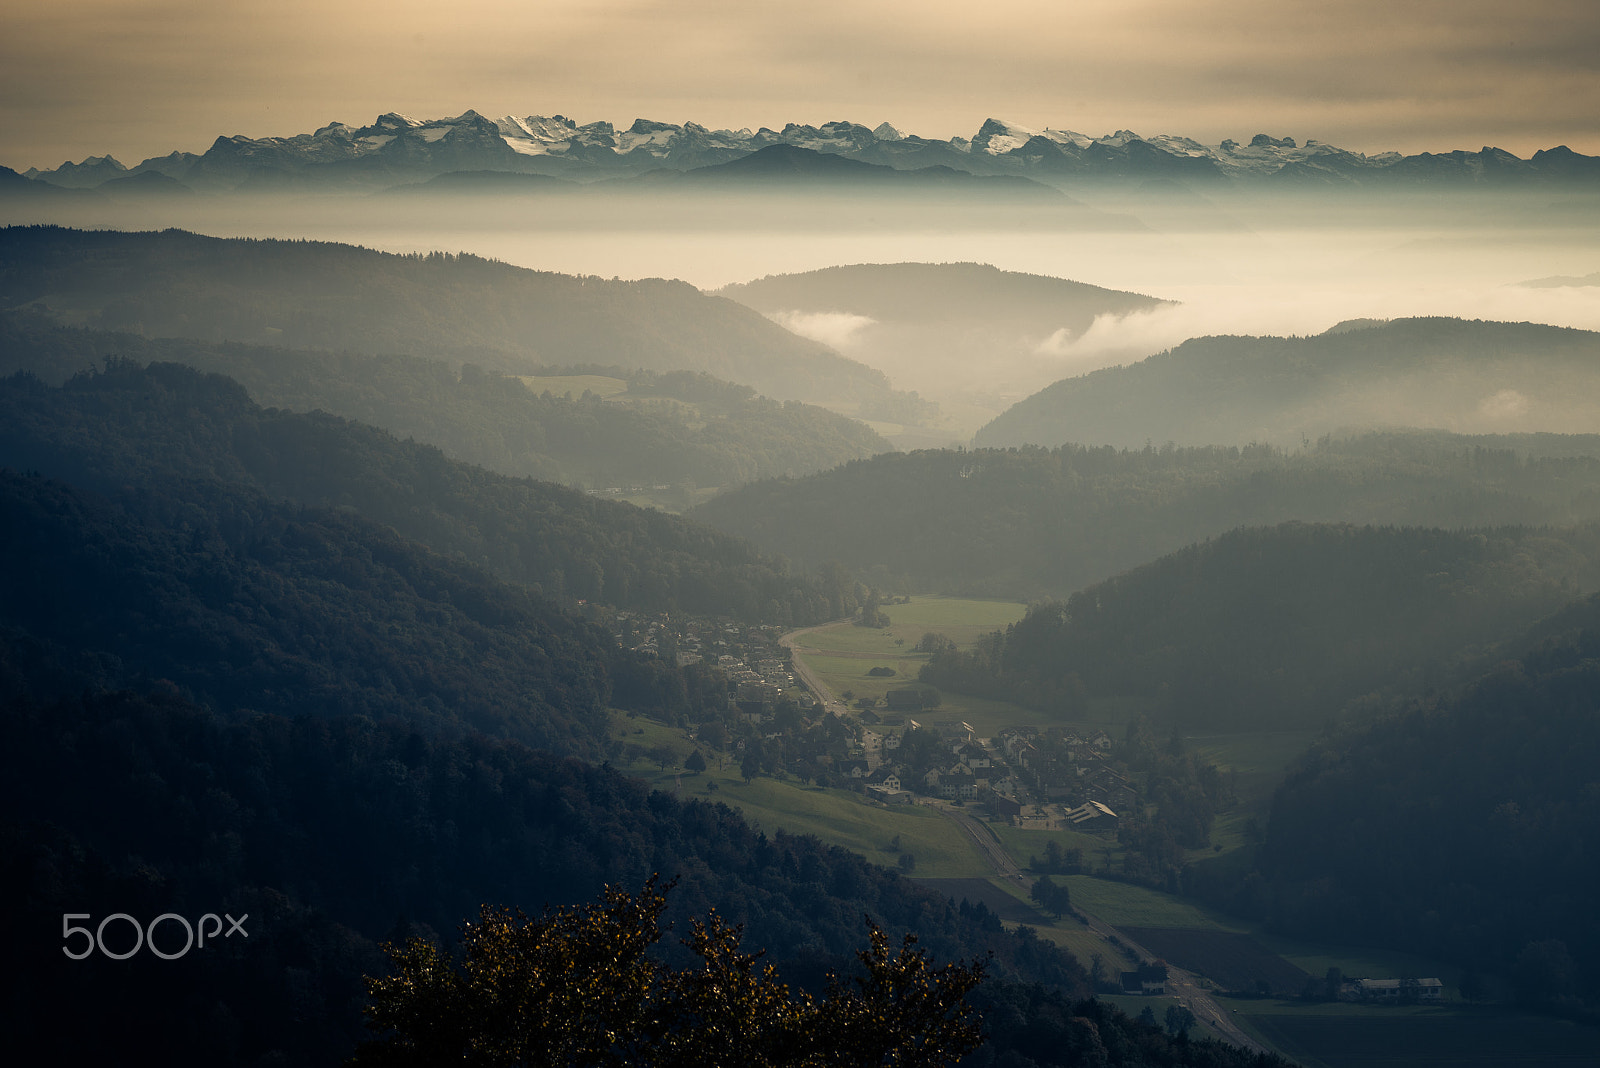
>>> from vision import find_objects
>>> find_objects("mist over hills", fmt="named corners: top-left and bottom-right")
top-left (720, 262), bottom-right (1168, 327)
top-left (975, 318), bottom-right (1600, 450)
top-left (0, 226), bottom-right (931, 422)
top-left (0, 357), bottom-right (1257, 1068)
top-left (17, 111), bottom-right (1600, 193)
top-left (0, 310), bottom-right (890, 501)
top-left (718, 262), bottom-right (1172, 417)
top-left (0, 362), bottom-right (839, 624)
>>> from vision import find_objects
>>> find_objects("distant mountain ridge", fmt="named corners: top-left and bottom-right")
top-left (18, 111), bottom-right (1600, 192)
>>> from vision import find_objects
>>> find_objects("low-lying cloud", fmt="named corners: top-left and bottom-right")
top-left (768, 310), bottom-right (878, 351)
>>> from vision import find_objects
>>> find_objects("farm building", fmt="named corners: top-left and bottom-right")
top-left (1345, 977), bottom-right (1444, 1002)
top-left (1064, 800), bottom-right (1118, 831)
top-left (1120, 962), bottom-right (1169, 995)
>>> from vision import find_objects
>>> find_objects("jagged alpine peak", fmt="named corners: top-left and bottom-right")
top-left (19, 110), bottom-right (1600, 192)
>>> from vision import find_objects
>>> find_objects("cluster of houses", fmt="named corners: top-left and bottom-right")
top-left (837, 721), bottom-right (1002, 805)
top-left (608, 613), bottom-right (1144, 832)
top-left (998, 727), bottom-right (1139, 814)
top-left (1341, 977), bottom-right (1445, 1002)
top-left (822, 722), bottom-right (1131, 831)
top-left (610, 612), bottom-right (796, 688)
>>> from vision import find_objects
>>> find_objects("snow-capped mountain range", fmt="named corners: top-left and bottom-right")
top-left (19, 111), bottom-right (1600, 193)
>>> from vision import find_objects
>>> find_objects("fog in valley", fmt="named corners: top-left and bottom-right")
top-left (10, 182), bottom-right (1597, 441)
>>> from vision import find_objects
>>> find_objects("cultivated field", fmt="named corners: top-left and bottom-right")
top-left (615, 733), bottom-right (993, 878)
top-left (1063, 876), bottom-right (1239, 929)
top-left (917, 877), bottom-right (1051, 924)
top-left (1236, 1006), bottom-right (1600, 1068)
top-left (788, 596), bottom-right (1055, 735)
top-left (1121, 927), bottom-right (1309, 993)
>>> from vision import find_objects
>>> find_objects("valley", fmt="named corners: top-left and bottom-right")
top-left (5, 205), bottom-right (1600, 1066)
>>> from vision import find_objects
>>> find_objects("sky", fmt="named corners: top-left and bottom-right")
top-left (4, 0), bottom-right (1600, 171)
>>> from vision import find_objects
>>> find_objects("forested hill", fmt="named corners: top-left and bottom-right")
top-left (715, 262), bottom-right (1173, 416)
top-left (717, 261), bottom-right (1168, 329)
top-left (921, 522), bottom-right (1600, 730)
top-left (688, 434), bottom-right (1600, 599)
top-left (975, 317), bottom-right (1600, 449)
top-left (0, 311), bottom-right (891, 496)
top-left (0, 468), bottom-right (632, 753)
top-left (1201, 594), bottom-right (1600, 1017)
top-left (0, 362), bottom-right (839, 623)
top-left (0, 364), bottom-right (1276, 1066)
top-left (0, 225), bottom-right (928, 418)
top-left (1, 686), bottom-right (1285, 1068)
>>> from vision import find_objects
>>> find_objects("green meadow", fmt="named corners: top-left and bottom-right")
top-left (517, 374), bottom-right (630, 398)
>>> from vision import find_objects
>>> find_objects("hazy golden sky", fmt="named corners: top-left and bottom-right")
top-left (5, 0), bottom-right (1599, 169)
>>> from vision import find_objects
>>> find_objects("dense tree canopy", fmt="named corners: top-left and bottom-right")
top-left (922, 521), bottom-right (1600, 729)
top-left (353, 878), bottom-right (987, 1067)
top-left (976, 317), bottom-right (1600, 450)
top-left (0, 360), bottom-right (838, 623)
top-left (0, 225), bottom-right (921, 413)
top-left (691, 433), bottom-right (1600, 599)
top-left (1192, 595), bottom-right (1600, 1018)
top-left (0, 311), bottom-right (890, 494)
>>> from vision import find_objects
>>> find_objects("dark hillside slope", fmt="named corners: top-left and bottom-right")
top-left (922, 522), bottom-right (1600, 729)
top-left (0, 225), bottom-right (918, 414)
top-left (0, 683), bottom-right (1282, 1067)
top-left (0, 467), bottom-right (622, 753)
top-left (0, 311), bottom-right (891, 492)
top-left (690, 434), bottom-right (1600, 598)
top-left (0, 362), bottom-right (834, 623)
top-left (1215, 596), bottom-right (1600, 1014)
top-left (977, 318), bottom-right (1600, 449)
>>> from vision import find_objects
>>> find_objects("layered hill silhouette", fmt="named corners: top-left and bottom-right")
top-left (0, 361), bottom-right (837, 624)
top-left (0, 226), bottom-right (929, 420)
top-left (689, 432), bottom-right (1600, 598)
top-left (0, 361), bottom-right (1274, 1068)
top-left (0, 310), bottom-right (890, 499)
top-left (975, 318), bottom-right (1600, 449)
top-left (1201, 592), bottom-right (1600, 1013)
top-left (718, 262), bottom-right (1171, 418)
top-left (921, 521), bottom-right (1600, 730)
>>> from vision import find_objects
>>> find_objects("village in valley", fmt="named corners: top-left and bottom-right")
top-left (606, 607), bottom-right (1136, 835)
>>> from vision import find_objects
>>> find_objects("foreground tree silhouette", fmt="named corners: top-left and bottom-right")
top-left (351, 876), bottom-right (985, 1067)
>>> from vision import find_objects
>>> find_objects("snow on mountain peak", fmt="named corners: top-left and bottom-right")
top-left (373, 112), bottom-right (424, 130)
top-left (972, 118), bottom-right (1041, 156)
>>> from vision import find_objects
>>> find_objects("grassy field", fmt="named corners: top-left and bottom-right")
top-left (1188, 729), bottom-right (1321, 810)
top-left (517, 374), bottom-right (630, 398)
top-left (1254, 935), bottom-right (1461, 997)
top-left (1063, 876), bottom-right (1244, 930)
top-left (991, 824), bottom-right (1118, 873)
top-left (1232, 1004), bottom-right (1600, 1068)
top-left (789, 597), bottom-right (1069, 737)
top-left (1098, 994), bottom-right (1235, 1044)
top-left (615, 736), bottom-right (993, 878)
top-left (1121, 927), bottom-right (1308, 992)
